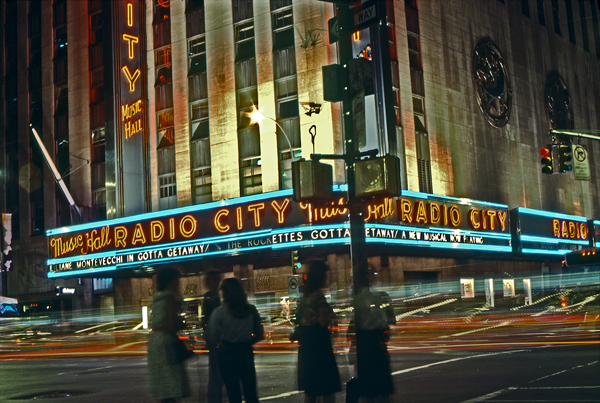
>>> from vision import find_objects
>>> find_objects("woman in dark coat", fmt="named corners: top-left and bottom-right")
top-left (208, 277), bottom-right (264, 403)
top-left (296, 260), bottom-right (341, 403)
top-left (147, 267), bottom-right (191, 403)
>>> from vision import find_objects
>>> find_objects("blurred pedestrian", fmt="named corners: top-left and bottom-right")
top-left (353, 269), bottom-right (395, 403)
top-left (207, 277), bottom-right (264, 403)
top-left (201, 270), bottom-right (224, 403)
top-left (295, 260), bottom-right (341, 403)
top-left (148, 267), bottom-right (191, 403)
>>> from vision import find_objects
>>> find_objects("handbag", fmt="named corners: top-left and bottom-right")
top-left (289, 324), bottom-right (304, 341)
top-left (173, 336), bottom-right (194, 363)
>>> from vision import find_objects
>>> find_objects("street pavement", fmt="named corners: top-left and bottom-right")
top-left (1, 342), bottom-right (598, 403)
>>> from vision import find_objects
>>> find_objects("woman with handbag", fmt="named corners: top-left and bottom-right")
top-left (207, 277), bottom-right (264, 403)
top-left (147, 267), bottom-right (191, 403)
top-left (296, 260), bottom-right (341, 403)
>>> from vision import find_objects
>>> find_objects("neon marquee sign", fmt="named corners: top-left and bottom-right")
top-left (46, 189), bottom-right (517, 277)
top-left (514, 207), bottom-right (589, 255)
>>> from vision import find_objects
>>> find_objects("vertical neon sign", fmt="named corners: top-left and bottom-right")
top-left (120, 2), bottom-right (143, 139)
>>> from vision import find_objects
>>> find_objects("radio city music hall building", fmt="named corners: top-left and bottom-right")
top-left (1, 0), bottom-right (599, 313)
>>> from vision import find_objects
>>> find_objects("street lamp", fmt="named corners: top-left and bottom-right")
top-left (248, 106), bottom-right (297, 162)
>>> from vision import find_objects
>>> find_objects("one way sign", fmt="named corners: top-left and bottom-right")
top-left (354, 3), bottom-right (377, 30)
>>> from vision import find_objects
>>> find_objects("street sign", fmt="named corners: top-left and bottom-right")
top-left (328, 17), bottom-right (338, 44)
top-left (288, 276), bottom-right (300, 299)
top-left (572, 144), bottom-right (591, 181)
top-left (354, 3), bottom-right (377, 30)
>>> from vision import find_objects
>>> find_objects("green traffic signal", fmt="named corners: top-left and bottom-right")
top-left (292, 250), bottom-right (301, 274)
top-left (557, 144), bottom-right (572, 173)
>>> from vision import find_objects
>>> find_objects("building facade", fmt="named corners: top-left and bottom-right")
top-left (1, 0), bottom-right (599, 314)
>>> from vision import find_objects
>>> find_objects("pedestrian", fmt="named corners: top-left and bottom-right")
top-left (201, 269), bottom-right (224, 403)
top-left (148, 267), bottom-right (191, 403)
top-left (353, 269), bottom-right (395, 403)
top-left (207, 277), bottom-right (264, 403)
top-left (295, 260), bottom-right (341, 403)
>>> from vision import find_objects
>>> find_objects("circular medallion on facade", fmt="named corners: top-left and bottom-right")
top-left (472, 39), bottom-right (512, 127)
top-left (544, 72), bottom-right (574, 143)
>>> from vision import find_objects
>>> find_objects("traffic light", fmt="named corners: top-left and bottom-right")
top-left (540, 145), bottom-right (553, 174)
top-left (291, 159), bottom-right (333, 202)
top-left (292, 250), bottom-right (301, 274)
top-left (557, 144), bottom-right (572, 173)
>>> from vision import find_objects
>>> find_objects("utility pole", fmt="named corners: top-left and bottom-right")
top-left (338, 4), bottom-right (369, 296)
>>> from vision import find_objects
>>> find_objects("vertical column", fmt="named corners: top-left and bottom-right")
top-left (171, 0), bottom-right (192, 206)
top-left (204, 1), bottom-right (239, 201)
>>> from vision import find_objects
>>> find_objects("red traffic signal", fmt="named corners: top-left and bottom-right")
top-left (540, 145), bottom-right (553, 174)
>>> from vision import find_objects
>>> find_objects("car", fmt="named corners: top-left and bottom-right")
top-left (0, 296), bottom-right (19, 318)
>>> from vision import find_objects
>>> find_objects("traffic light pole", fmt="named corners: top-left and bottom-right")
top-left (551, 130), bottom-right (600, 142)
top-left (338, 4), bottom-right (369, 297)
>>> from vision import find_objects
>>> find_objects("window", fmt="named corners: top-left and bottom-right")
top-left (275, 76), bottom-right (297, 99)
top-left (538, 0), bottom-right (546, 26)
top-left (156, 46), bottom-right (174, 110)
top-left (192, 167), bottom-right (212, 204)
top-left (186, 7), bottom-right (205, 37)
top-left (552, 0), bottom-right (561, 35)
top-left (53, 0), bottom-right (67, 27)
top-left (89, 43), bottom-right (103, 70)
top-left (89, 13), bottom-right (103, 45)
top-left (187, 0), bottom-right (204, 12)
top-left (580, 0), bottom-right (589, 51)
top-left (89, 0), bottom-right (102, 15)
top-left (415, 131), bottom-right (432, 194)
top-left (239, 128), bottom-right (262, 195)
top-left (407, 33), bottom-right (422, 70)
top-left (240, 158), bottom-right (262, 196)
top-left (272, 9), bottom-right (294, 50)
top-left (235, 21), bottom-right (256, 61)
top-left (405, 1), bottom-right (419, 35)
top-left (158, 147), bottom-right (176, 177)
top-left (191, 139), bottom-right (212, 205)
top-left (188, 36), bottom-right (206, 58)
top-left (188, 36), bottom-right (207, 102)
top-left (273, 47), bottom-right (296, 79)
top-left (522, 0), bottom-right (530, 17)
top-left (154, 0), bottom-right (171, 22)
top-left (158, 147), bottom-right (177, 209)
top-left (28, 10), bottom-right (41, 37)
top-left (31, 200), bottom-right (45, 235)
top-left (55, 27), bottom-right (68, 57)
top-left (566, 0), bottom-right (575, 43)
top-left (157, 109), bottom-right (175, 147)
top-left (54, 57), bottom-right (68, 84)
top-left (412, 96), bottom-right (425, 115)
top-left (154, 0), bottom-right (171, 48)
top-left (30, 90), bottom-right (43, 125)
top-left (190, 100), bottom-right (209, 139)
top-left (232, 0), bottom-right (254, 23)
top-left (91, 128), bottom-right (106, 221)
